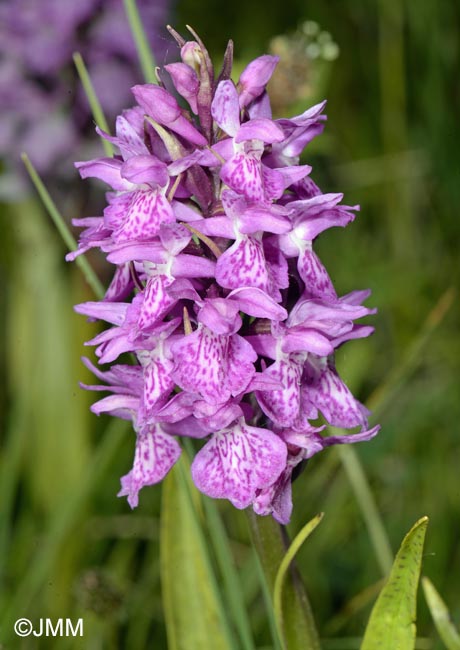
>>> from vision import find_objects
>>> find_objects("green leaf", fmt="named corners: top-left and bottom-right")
top-left (202, 498), bottom-right (256, 650)
top-left (422, 577), bottom-right (460, 650)
top-left (247, 512), bottom-right (322, 650)
top-left (160, 456), bottom-right (235, 650)
top-left (273, 513), bottom-right (324, 650)
top-left (361, 516), bottom-right (429, 650)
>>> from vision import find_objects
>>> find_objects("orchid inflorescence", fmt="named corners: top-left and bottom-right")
top-left (70, 26), bottom-right (379, 524)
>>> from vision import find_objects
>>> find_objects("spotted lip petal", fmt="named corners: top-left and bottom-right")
top-left (171, 326), bottom-right (257, 404)
top-left (112, 190), bottom-right (175, 242)
top-left (118, 423), bottom-right (182, 508)
top-left (298, 248), bottom-right (337, 300)
top-left (215, 236), bottom-right (277, 298)
top-left (256, 355), bottom-right (304, 427)
top-left (303, 356), bottom-right (369, 428)
top-left (191, 419), bottom-right (287, 509)
top-left (220, 152), bottom-right (265, 202)
top-left (138, 349), bottom-right (175, 419)
top-left (137, 275), bottom-right (176, 330)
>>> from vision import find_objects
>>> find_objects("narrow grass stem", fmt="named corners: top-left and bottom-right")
top-left (73, 52), bottom-right (114, 157)
top-left (21, 153), bottom-right (104, 299)
top-left (367, 287), bottom-right (455, 420)
top-left (203, 500), bottom-right (256, 650)
top-left (337, 444), bottom-right (393, 576)
top-left (336, 289), bottom-right (455, 579)
top-left (123, 0), bottom-right (157, 83)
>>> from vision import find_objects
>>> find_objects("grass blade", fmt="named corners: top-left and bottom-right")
top-left (123, 0), bottom-right (157, 83)
top-left (161, 455), bottom-right (236, 650)
top-left (0, 418), bottom-right (127, 641)
top-left (73, 52), bottom-right (115, 157)
top-left (422, 577), bottom-right (460, 650)
top-left (338, 444), bottom-right (393, 576)
top-left (273, 513), bottom-right (323, 650)
top-left (21, 153), bottom-right (104, 299)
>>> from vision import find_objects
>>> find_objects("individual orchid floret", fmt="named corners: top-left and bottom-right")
top-left (267, 101), bottom-right (328, 167)
top-left (191, 418), bottom-right (287, 509)
top-left (119, 421), bottom-right (182, 508)
top-left (76, 154), bottom-right (176, 243)
top-left (237, 55), bottom-right (280, 108)
top-left (70, 28), bottom-right (380, 522)
top-left (171, 297), bottom-right (257, 404)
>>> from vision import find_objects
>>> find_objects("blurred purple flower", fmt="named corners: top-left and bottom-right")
top-left (70, 28), bottom-right (380, 523)
top-left (0, 0), bottom-right (172, 198)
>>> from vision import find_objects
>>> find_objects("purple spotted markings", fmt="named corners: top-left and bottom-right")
top-left (70, 27), bottom-right (379, 523)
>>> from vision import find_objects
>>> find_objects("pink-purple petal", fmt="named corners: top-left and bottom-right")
top-left (191, 420), bottom-right (287, 509)
top-left (118, 424), bottom-right (181, 508)
top-left (235, 118), bottom-right (284, 144)
top-left (121, 155), bottom-right (169, 186)
top-left (211, 79), bottom-right (240, 136)
top-left (215, 236), bottom-right (271, 293)
top-left (113, 190), bottom-right (175, 242)
top-left (75, 157), bottom-right (129, 191)
top-left (303, 358), bottom-right (369, 428)
top-left (238, 55), bottom-right (279, 107)
top-left (256, 356), bottom-right (304, 427)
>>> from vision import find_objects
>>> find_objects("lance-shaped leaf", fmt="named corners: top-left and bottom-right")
top-left (248, 512), bottom-right (321, 650)
top-left (273, 513), bottom-right (323, 650)
top-left (361, 516), bottom-right (429, 650)
top-left (422, 576), bottom-right (460, 650)
top-left (160, 455), bottom-right (235, 650)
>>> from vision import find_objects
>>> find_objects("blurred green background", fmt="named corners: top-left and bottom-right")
top-left (1, 0), bottom-right (459, 648)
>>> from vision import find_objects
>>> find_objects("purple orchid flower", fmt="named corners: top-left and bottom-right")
top-left (70, 28), bottom-right (380, 521)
